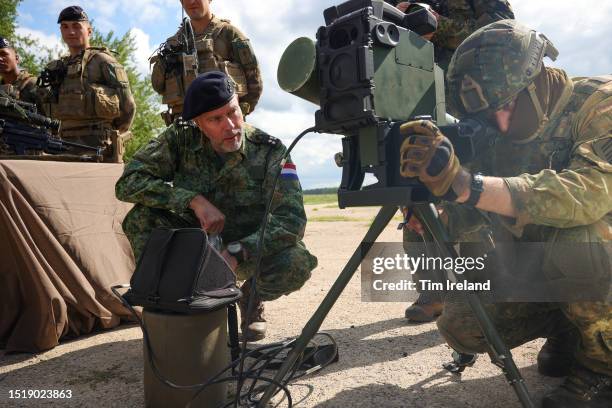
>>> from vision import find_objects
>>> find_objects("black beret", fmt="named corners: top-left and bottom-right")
top-left (182, 71), bottom-right (235, 121)
top-left (0, 37), bottom-right (11, 49)
top-left (57, 6), bottom-right (89, 23)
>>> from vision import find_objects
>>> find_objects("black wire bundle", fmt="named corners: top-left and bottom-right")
top-left (112, 126), bottom-right (337, 407)
top-left (112, 285), bottom-right (337, 408)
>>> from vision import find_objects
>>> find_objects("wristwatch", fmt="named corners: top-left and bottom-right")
top-left (227, 241), bottom-right (246, 263)
top-left (465, 172), bottom-right (484, 207)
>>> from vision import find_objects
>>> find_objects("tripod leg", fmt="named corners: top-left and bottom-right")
top-left (414, 203), bottom-right (536, 408)
top-left (257, 205), bottom-right (398, 406)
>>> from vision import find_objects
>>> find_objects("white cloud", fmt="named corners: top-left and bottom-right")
top-left (510, 0), bottom-right (612, 76)
top-left (15, 27), bottom-right (65, 58)
top-left (129, 28), bottom-right (155, 76)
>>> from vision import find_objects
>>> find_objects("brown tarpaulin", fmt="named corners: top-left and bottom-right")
top-left (0, 160), bottom-right (135, 352)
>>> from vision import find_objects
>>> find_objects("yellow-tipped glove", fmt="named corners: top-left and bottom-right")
top-left (399, 119), bottom-right (461, 198)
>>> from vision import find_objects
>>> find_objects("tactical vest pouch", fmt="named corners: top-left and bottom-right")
top-left (162, 75), bottom-right (184, 107)
top-left (221, 61), bottom-right (248, 97)
top-left (55, 91), bottom-right (88, 119)
top-left (91, 84), bottom-right (120, 119)
top-left (124, 228), bottom-right (242, 314)
top-left (150, 58), bottom-right (166, 94)
top-left (197, 38), bottom-right (217, 71)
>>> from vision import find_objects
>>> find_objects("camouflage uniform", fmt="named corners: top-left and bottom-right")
top-left (400, 0), bottom-right (514, 320)
top-left (38, 47), bottom-right (136, 162)
top-left (0, 70), bottom-right (39, 108)
top-left (150, 16), bottom-right (262, 119)
top-left (435, 21), bottom-right (612, 379)
top-left (115, 123), bottom-right (317, 301)
top-left (386, 0), bottom-right (515, 70)
top-left (431, 0), bottom-right (514, 70)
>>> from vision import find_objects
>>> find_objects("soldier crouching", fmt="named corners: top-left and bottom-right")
top-left (401, 20), bottom-right (611, 408)
top-left (116, 71), bottom-right (317, 341)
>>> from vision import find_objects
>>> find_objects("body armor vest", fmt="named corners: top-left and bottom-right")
top-left (154, 19), bottom-right (248, 114)
top-left (43, 48), bottom-right (121, 131)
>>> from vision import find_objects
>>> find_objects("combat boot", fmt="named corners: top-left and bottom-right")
top-left (404, 292), bottom-right (443, 323)
top-left (537, 328), bottom-right (580, 377)
top-left (542, 365), bottom-right (612, 408)
top-left (239, 281), bottom-right (267, 341)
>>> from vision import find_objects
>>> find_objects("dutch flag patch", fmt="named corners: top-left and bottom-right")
top-left (280, 162), bottom-right (299, 180)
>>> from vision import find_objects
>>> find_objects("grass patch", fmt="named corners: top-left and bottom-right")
top-left (304, 194), bottom-right (337, 205)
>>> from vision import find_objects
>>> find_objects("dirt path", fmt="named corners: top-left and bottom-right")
top-left (0, 204), bottom-right (559, 407)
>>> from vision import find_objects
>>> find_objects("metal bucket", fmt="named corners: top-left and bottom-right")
top-left (143, 308), bottom-right (229, 407)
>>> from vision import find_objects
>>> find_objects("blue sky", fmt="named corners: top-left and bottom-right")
top-left (15, 0), bottom-right (612, 189)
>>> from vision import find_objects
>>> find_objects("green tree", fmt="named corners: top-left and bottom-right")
top-left (0, 0), bottom-right (20, 38)
top-left (90, 28), bottom-right (164, 161)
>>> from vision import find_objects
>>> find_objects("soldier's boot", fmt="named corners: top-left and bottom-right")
top-left (537, 328), bottom-right (580, 377)
top-left (542, 365), bottom-right (612, 408)
top-left (239, 282), bottom-right (267, 342)
top-left (404, 292), bottom-right (443, 323)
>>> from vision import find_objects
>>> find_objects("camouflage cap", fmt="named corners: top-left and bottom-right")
top-left (57, 6), bottom-right (89, 23)
top-left (0, 37), bottom-right (11, 49)
top-left (446, 19), bottom-right (559, 117)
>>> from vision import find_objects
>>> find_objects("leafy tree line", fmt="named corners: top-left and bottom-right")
top-left (1, 0), bottom-right (163, 161)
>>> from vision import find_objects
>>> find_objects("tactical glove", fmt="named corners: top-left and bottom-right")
top-left (399, 119), bottom-right (461, 198)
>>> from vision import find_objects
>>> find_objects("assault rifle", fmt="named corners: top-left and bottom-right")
top-left (0, 92), bottom-right (103, 159)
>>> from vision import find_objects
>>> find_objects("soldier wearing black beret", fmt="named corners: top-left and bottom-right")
top-left (36, 5), bottom-right (136, 162)
top-left (56, 5), bottom-right (89, 23)
top-left (116, 71), bottom-right (317, 341)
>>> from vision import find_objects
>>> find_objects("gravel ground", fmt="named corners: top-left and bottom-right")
top-left (0, 204), bottom-right (560, 407)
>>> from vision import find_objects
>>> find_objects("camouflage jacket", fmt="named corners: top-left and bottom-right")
top-left (0, 70), bottom-right (39, 108)
top-left (447, 75), bottom-right (612, 242)
top-left (115, 123), bottom-right (307, 256)
top-left (151, 15), bottom-right (263, 115)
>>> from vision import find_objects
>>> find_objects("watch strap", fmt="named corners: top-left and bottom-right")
top-left (465, 173), bottom-right (484, 207)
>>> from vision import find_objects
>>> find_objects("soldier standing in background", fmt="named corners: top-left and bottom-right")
top-left (150, 0), bottom-right (263, 124)
top-left (37, 6), bottom-right (136, 163)
top-left (387, 0), bottom-right (515, 322)
top-left (0, 37), bottom-right (40, 109)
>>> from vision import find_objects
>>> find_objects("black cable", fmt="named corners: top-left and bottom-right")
top-left (109, 124), bottom-right (339, 408)
top-left (234, 126), bottom-right (317, 406)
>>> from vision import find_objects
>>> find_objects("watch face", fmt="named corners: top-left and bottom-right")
top-left (227, 242), bottom-right (241, 254)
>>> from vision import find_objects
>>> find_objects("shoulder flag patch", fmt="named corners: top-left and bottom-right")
top-left (280, 162), bottom-right (298, 180)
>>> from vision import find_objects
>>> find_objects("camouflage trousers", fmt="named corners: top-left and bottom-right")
top-left (437, 297), bottom-right (612, 376)
top-left (122, 204), bottom-right (317, 301)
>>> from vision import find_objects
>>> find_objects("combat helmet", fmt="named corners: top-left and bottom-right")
top-left (446, 19), bottom-right (559, 118)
